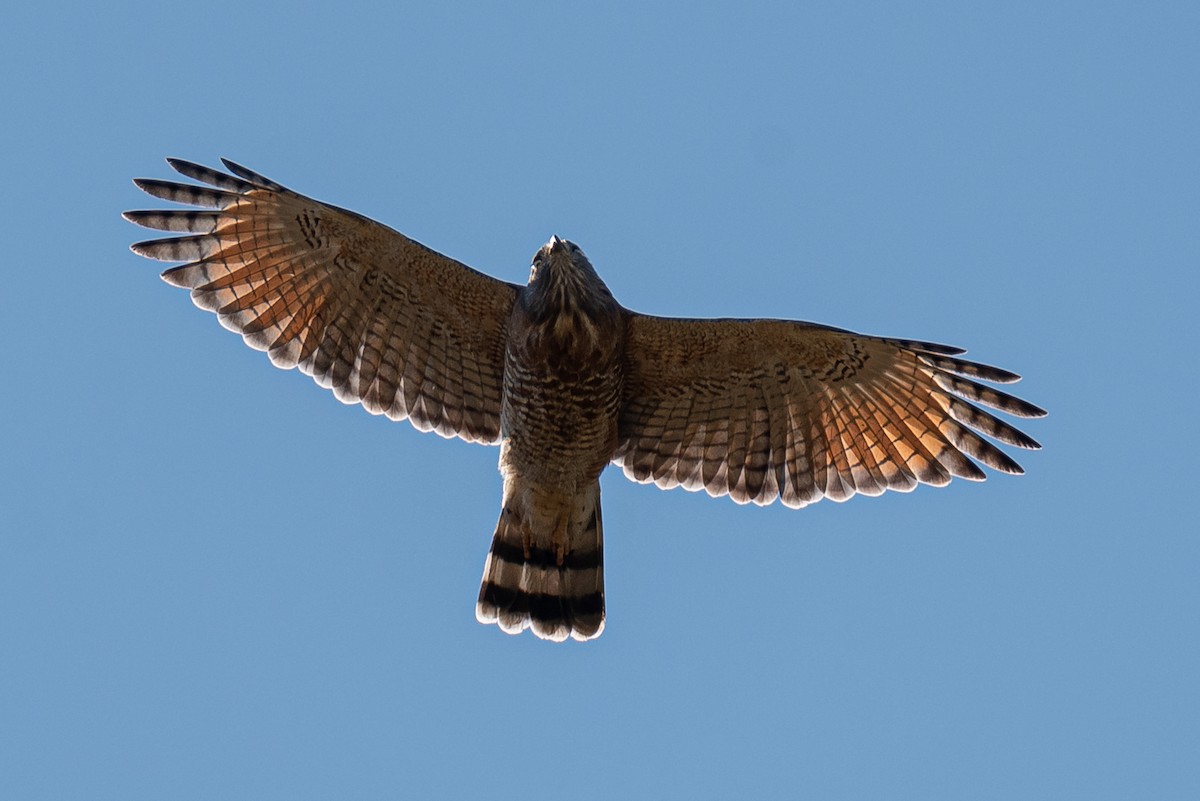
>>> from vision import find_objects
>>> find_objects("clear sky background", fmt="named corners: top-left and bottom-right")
top-left (2, 2), bottom-right (1197, 799)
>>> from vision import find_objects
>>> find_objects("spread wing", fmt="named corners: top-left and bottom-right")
top-left (126, 158), bottom-right (519, 444)
top-left (617, 314), bottom-right (1046, 507)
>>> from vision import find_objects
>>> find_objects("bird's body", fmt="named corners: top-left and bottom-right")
top-left (483, 238), bottom-right (626, 640)
top-left (127, 159), bottom-right (1046, 642)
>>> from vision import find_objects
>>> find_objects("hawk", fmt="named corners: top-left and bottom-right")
top-left (126, 158), bottom-right (1046, 642)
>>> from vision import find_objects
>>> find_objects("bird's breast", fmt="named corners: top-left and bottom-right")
top-left (499, 301), bottom-right (625, 481)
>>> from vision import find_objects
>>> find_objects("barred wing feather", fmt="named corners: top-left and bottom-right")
top-left (617, 315), bottom-right (1046, 508)
top-left (126, 159), bottom-right (518, 444)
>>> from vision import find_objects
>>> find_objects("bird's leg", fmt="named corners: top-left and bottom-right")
top-left (551, 511), bottom-right (569, 567)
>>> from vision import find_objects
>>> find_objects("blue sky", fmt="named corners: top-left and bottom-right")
top-left (2, 2), bottom-right (1197, 799)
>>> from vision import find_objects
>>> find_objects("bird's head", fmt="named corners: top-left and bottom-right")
top-left (528, 235), bottom-right (596, 284)
top-left (522, 235), bottom-right (616, 321)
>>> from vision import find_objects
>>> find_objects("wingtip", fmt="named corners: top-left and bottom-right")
top-left (218, 157), bottom-right (286, 190)
top-left (159, 268), bottom-right (187, 287)
top-left (219, 157), bottom-right (246, 176)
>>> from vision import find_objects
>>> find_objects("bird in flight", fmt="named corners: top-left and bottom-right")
top-left (126, 158), bottom-right (1045, 642)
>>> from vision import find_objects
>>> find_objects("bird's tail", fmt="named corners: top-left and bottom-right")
top-left (476, 478), bottom-right (605, 642)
